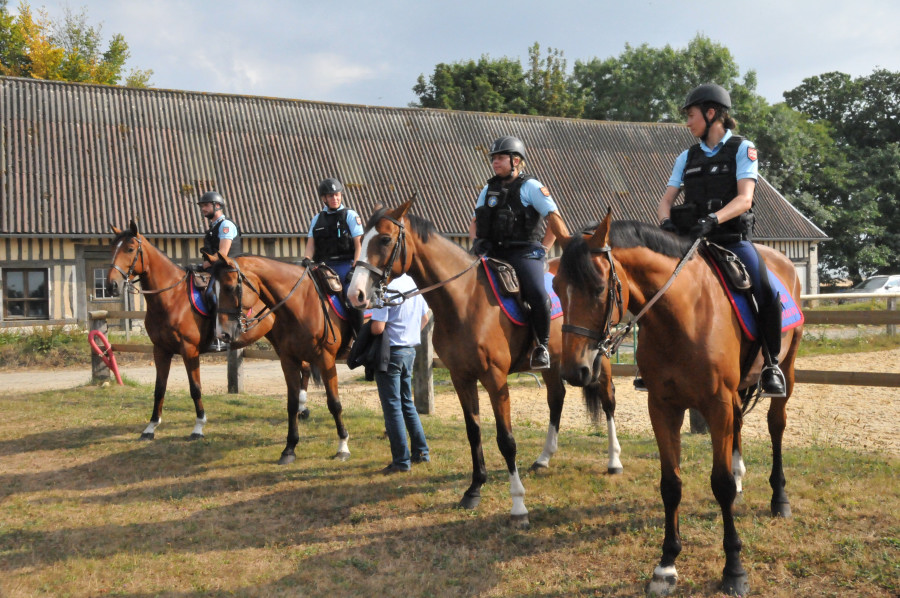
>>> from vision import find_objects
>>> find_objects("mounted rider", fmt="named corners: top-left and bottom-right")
top-left (469, 135), bottom-right (570, 369)
top-left (657, 83), bottom-right (786, 397)
top-left (198, 190), bottom-right (242, 352)
top-left (303, 177), bottom-right (365, 335)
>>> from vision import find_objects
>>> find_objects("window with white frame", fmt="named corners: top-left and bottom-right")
top-left (93, 267), bottom-right (116, 299)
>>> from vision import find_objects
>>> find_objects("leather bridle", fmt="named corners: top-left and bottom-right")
top-left (560, 245), bottom-right (626, 358)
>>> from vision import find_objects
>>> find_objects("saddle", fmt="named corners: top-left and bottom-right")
top-left (483, 257), bottom-right (520, 296)
top-left (192, 269), bottom-right (212, 290)
top-left (702, 241), bottom-right (751, 291)
top-left (310, 263), bottom-right (344, 295)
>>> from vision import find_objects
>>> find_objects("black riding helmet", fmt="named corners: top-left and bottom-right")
top-left (682, 83), bottom-right (732, 141)
top-left (317, 178), bottom-right (344, 197)
top-left (197, 191), bottom-right (225, 208)
top-left (488, 135), bottom-right (527, 162)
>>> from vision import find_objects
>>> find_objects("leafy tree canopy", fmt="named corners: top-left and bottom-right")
top-left (0, 0), bottom-right (152, 87)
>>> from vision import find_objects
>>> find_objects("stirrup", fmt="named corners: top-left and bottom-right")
top-left (633, 377), bottom-right (648, 392)
top-left (760, 365), bottom-right (786, 398)
top-left (530, 345), bottom-right (550, 369)
top-left (206, 339), bottom-right (228, 353)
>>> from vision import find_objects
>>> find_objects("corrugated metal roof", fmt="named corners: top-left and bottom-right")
top-left (0, 76), bottom-right (826, 240)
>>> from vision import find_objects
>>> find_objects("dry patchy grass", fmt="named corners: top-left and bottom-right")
top-left (0, 383), bottom-right (897, 597)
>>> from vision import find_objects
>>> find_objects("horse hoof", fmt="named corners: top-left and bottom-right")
top-left (607, 466), bottom-right (624, 475)
top-left (722, 572), bottom-right (750, 596)
top-left (528, 461), bottom-right (549, 474)
top-left (278, 454), bottom-right (296, 466)
top-left (510, 513), bottom-right (530, 529)
top-left (189, 433), bottom-right (204, 441)
top-left (648, 571), bottom-right (677, 596)
top-left (140, 433), bottom-right (155, 440)
top-left (332, 451), bottom-right (350, 462)
top-left (458, 493), bottom-right (481, 510)
top-left (299, 408), bottom-right (310, 421)
top-left (771, 501), bottom-right (792, 518)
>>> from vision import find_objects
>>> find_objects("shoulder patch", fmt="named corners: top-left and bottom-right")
top-left (355, 215), bottom-right (362, 226)
top-left (747, 147), bottom-right (758, 161)
top-left (540, 186), bottom-right (550, 197)
top-left (221, 226), bottom-right (230, 234)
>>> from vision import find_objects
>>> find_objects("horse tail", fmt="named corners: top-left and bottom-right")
top-left (581, 381), bottom-right (605, 426)
top-left (310, 364), bottom-right (323, 386)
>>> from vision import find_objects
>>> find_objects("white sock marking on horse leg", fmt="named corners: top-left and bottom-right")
top-left (298, 389), bottom-right (308, 411)
top-left (607, 417), bottom-right (623, 471)
top-left (649, 565), bottom-right (678, 595)
top-left (509, 469), bottom-right (528, 517)
top-left (142, 419), bottom-right (160, 435)
top-left (534, 423), bottom-right (559, 467)
top-left (732, 449), bottom-right (746, 493)
top-left (191, 414), bottom-right (207, 437)
top-left (337, 435), bottom-right (350, 455)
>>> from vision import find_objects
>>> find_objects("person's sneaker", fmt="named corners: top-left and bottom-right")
top-left (530, 345), bottom-right (550, 369)
top-left (411, 453), bottom-right (430, 464)
top-left (760, 365), bottom-right (787, 398)
top-left (206, 339), bottom-right (228, 353)
top-left (633, 377), bottom-right (648, 392)
top-left (380, 463), bottom-right (410, 475)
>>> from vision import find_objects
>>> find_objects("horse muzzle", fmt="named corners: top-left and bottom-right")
top-left (107, 280), bottom-right (120, 298)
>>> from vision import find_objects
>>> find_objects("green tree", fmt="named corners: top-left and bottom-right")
top-left (0, 0), bottom-right (151, 87)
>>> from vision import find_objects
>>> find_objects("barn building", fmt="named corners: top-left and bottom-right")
top-left (0, 76), bottom-right (827, 328)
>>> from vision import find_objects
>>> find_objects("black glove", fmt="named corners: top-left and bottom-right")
top-left (659, 218), bottom-right (678, 234)
top-left (471, 238), bottom-right (491, 256)
top-left (689, 213), bottom-right (718, 239)
top-left (299, 256), bottom-right (312, 268)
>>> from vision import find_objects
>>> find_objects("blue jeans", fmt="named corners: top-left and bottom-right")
top-left (375, 346), bottom-right (429, 469)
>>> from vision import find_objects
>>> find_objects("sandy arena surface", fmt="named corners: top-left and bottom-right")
top-left (2, 349), bottom-right (898, 456)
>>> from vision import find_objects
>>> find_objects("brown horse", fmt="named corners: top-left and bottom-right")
top-left (552, 212), bottom-right (803, 596)
top-left (106, 221), bottom-right (310, 442)
top-left (346, 201), bottom-right (620, 527)
top-left (213, 253), bottom-right (354, 465)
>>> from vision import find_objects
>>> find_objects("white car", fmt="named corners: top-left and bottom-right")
top-left (846, 275), bottom-right (900, 293)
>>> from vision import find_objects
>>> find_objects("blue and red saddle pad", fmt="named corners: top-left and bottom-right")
top-left (189, 276), bottom-right (367, 321)
top-left (481, 256), bottom-right (803, 339)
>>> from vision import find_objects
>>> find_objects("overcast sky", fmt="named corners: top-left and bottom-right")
top-left (17, 0), bottom-right (900, 109)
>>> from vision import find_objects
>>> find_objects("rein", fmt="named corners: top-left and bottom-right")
top-left (563, 237), bottom-right (702, 357)
top-left (112, 236), bottom-right (189, 295)
top-left (218, 260), bottom-right (309, 334)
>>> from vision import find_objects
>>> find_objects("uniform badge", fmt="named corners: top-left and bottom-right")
top-left (355, 216), bottom-right (362, 226)
top-left (540, 187), bottom-right (550, 197)
top-left (747, 147), bottom-right (758, 161)
top-left (222, 226), bottom-right (230, 234)
top-left (487, 197), bottom-right (498, 207)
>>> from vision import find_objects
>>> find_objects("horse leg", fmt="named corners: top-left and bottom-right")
top-left (647, 403), bottom-right (684, 596)
top-left (321, 357), bottom-right (350, 461)
top-left (298, 362), bottom-right (311, 421)
top-left (484, 374), bottom-right (529, 528)
top-left (277, 355), bottom-right (303, 465)
top-left (530, 366), bottom-right (566, 472)
top-left (582, 358), bottom-right (623, 474)
top-left (767, 396), bottom-right (791, 517)
top-left (141, 346), bottom-right (173, 440)
top-left (732, 399), bottom-right (746, 496)
top-left (182, 351), bottom-right (206, 440)
top-left (708, 400), bottom-right (749, 596)
top-left (452, 375), bottom-right (486, 511)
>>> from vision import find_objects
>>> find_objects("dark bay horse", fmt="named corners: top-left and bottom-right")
top-left (346, 201), bottom-right (620, 527)
top-left (106, 221), bottom-right (299, 441)
top-left (213, 253), bottom-right (354, 465)
top-left (552, 212), bottom-right (803, 596)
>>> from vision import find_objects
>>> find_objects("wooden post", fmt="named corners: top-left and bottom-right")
top-left (888, 297), bottom-right (897, 337)
top-left (89, 310), bottom-right (110, 384)
top-left (413, 313), bottom-right (434, 414)
top-left (227, 346), bottom-right (244, 394)
top-left (689, 408), bottom-right (709, 434)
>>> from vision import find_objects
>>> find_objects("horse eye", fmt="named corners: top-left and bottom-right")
top-left (378, 235), bottom-right (392, 247)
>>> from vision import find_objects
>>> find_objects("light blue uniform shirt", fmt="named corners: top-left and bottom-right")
top-left (666, 130), bottom-right (759, 188)
top-left (307, 207), bottom-right (364, 238)
top-left (370, 274), bottom-right (429, 347)
top-left (475, 177), bottom-right (559, 216)
top-left (210, 215), bottom-right (238, 240)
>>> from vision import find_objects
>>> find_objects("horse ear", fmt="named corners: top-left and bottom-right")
top-left (129, 219), bottom-right (138, 235)
top-left (556, 233), bottom-right (573, 250)
top-left (588, 208), bottom-right (612, 249)
top-left (390, 199), bottom-right (414, 221)
top-left (110, 223), bottom-right (122, 234)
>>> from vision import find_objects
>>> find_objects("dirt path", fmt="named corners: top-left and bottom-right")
top-left (2, 349), bottom-right (898, 456)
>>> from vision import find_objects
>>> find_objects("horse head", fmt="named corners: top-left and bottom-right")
top-left (348, 199), bottom-right (414, 309)
top-left (553, 209), bottom-right (625, 386)
top-left (107, 219), bottom-right (144, 296)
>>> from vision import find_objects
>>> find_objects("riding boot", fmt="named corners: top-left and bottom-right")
top-left (529, 298), bottom-right (552, 370)
top-left (759, 292), bottom-right (786, 398)
top-left (204, 282), bottom-right (227, 353)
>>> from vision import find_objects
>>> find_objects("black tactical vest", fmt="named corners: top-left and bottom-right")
top-left (683, 135), bottom-right (752, 238)
top-left (312, 208), bottom-right (354, 261)
top-left (474, 174), bottom-right (543, 245)
top-left (204, 217), bottom-right (242, 257)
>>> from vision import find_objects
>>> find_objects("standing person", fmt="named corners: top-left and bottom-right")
top-left (656, 83), bottom-right (786, 397)
top-left (303, 177), bottom-right (365, 334)
top-left (370, 274), bottom-right (431, 474)
top-left (197, 191), bottom-right (241, 352)
top-left (469, 135), bottom-right (570, 369)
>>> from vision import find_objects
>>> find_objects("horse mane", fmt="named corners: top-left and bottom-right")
top-left (366, 207), bottom-right (438, 244)
top-left (559, 220), bottom-right (694, 292)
